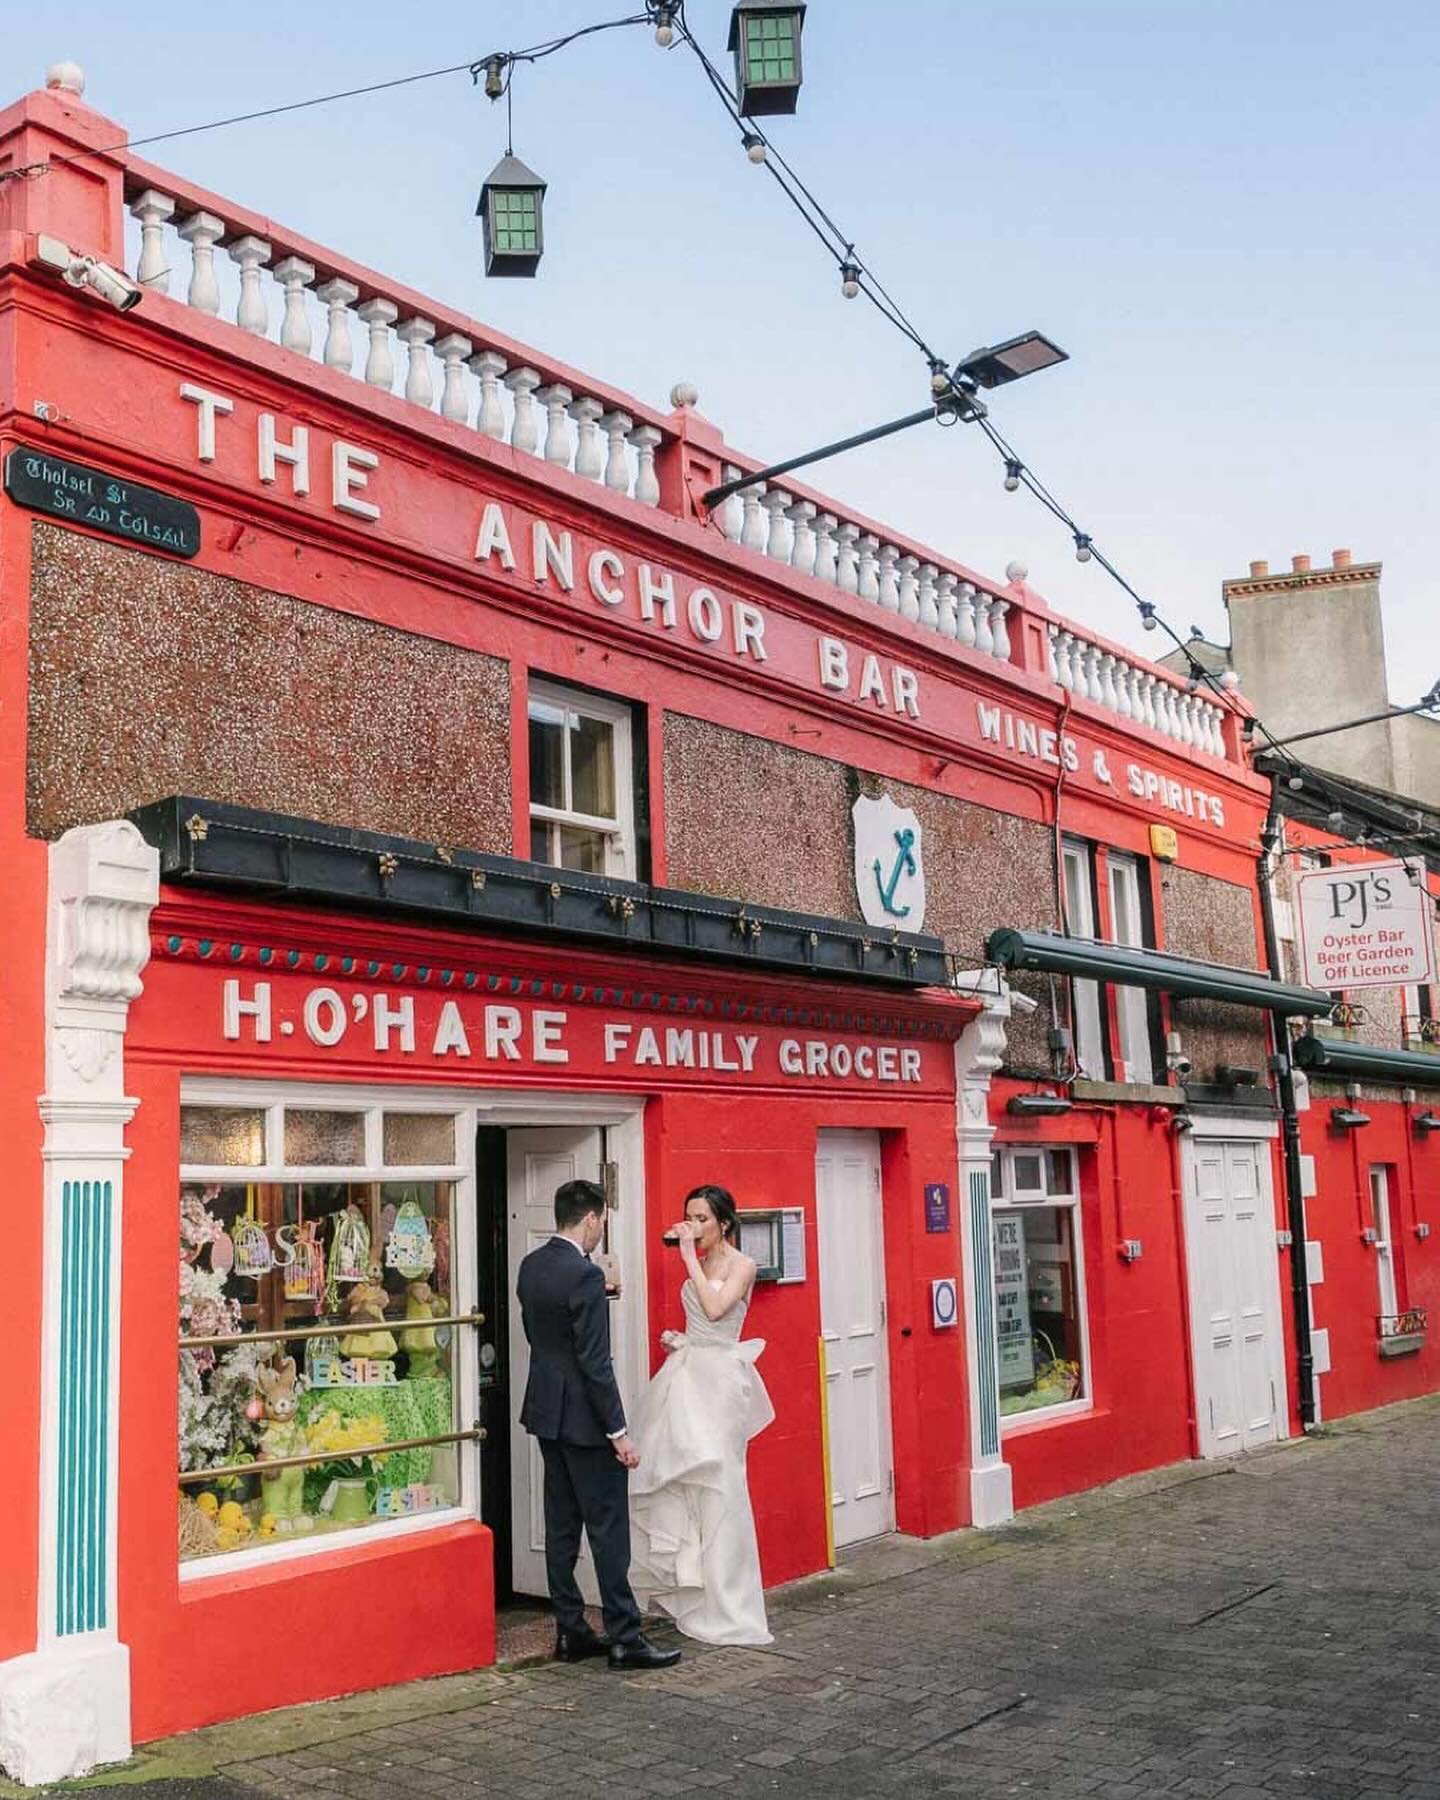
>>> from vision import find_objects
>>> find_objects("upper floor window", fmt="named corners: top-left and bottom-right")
top-left (1062, 839), bottom-right (1158, 1085)
top-left (527, 681), bottom-right (637, 879)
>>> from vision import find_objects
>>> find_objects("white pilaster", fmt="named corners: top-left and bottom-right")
top-left (953, 982), bottom-right (1014, 1529)
top-left (0, 822), bottom-right (158, 1786)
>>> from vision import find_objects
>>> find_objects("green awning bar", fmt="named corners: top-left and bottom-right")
top-left (1293, 1034), bottom-right (1440, 1085)
top-left (985, 928), bottom-right (1332, 1017)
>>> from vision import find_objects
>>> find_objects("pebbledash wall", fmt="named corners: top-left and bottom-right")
top-left (0, 64), bottom-right (1425, 1782)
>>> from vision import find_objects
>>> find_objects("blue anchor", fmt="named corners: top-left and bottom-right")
top-left (873, 827), bottom-right (917, 918)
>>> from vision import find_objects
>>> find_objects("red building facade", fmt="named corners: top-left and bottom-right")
top-left (1, 65), bottom-right (1434, 1786)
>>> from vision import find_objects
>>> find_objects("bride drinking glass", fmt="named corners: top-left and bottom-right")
top-left (629, 1184), bottom-right (775, 1646)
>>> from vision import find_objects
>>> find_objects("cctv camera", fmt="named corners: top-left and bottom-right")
top-left (62, 254), bottom-right (143, 313)
top-left (1168, 1054), bottom-right (1193, 1078)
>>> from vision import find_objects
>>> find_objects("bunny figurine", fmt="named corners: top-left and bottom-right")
top-left (256, 1355), bottom-right (311, 1531)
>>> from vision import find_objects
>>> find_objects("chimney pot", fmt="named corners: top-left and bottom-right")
top-left (1332, 547), bottom-right (1352, 568)
top-left (1249, 559), bottom-right (1269, 578)
top-left (1292, 554), bottom-right (1311, 573)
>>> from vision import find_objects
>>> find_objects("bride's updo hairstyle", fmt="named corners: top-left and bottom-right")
top-left (685, 1183), bottom-right (740, 1245)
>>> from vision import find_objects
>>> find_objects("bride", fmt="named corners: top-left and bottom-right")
top-left (629, 1184), bottom-right (775, 1646)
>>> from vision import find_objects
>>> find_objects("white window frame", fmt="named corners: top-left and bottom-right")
top-left (1061, 840), bottom-right (1106, 1080)
top-left (178, 1081), bottom-right (479, 1581)
top-left (1369, 1164), bottom-right (1399, 1321)
top-left (1106, 851), bottom-right (1155, 1084)
top-left (527, 680), bottom-right (637, 879)
top-left (990, 1144), bottom-right (1093, 1433)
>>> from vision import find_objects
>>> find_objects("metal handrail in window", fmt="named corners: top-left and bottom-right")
top-left (177, 1424), bottom-right (486, 1484)
top-left (178, 1311), bottom-right (485, 1352)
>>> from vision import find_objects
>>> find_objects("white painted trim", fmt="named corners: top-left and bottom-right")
top-left (992, 1144), bottom-right (1094, 1422)
top-left (0, 1639), bottom-right (131, 1786)
top-left (968, 1460), bottom-right (1014, 1529)
top-left (1000, 1397), bottom-right (1095, 1437)
top-left (1184, 1113), bottom-right (1279, 1141)
top-left (527, 678), bottom-right (638, 880)
top-left (179, 1506), bottom-right (471, 1582)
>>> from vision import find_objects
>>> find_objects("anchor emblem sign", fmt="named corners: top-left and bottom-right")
top-left (852, 794), bottom-right (927, 932)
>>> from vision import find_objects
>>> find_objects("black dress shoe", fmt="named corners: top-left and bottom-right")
top-left (608, 1633), bottom-right (682, 1671)
top-left (554, 1626), bottom-right (609, 1663)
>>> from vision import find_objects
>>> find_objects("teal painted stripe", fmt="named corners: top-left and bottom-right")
top-left (57, 1179), bottom-right (111, 1637)
top-left (969, 1169), bottom-right (1001, 1459)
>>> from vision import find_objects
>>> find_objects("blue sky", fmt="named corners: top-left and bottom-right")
top-left (15, 2), bottom-right (1440, 695)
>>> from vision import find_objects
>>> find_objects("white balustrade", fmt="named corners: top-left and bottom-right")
top-left (957, 583), bottom-right (977, 648)
top-left (609, 416), bottom-right (640, 497)
top-left (177, 211), bottom-right (224, 314)
top-left (628, 425), bottom-right (662, 507)
top-left (876, 544), bottom-right (901, 613)
top-left (228, 235), bottom-right (271, 335)
top-left (991, 598), bottom-right (1012, 663)
top-left (316, 277), bottom-right (359, 373)
top-left (787, 500), bottom-right (817, 576)
top-left (857, 535), bottom-right (881, 603)
top-left (814, 513), bottom-right (839, 584)
top-left (1043, 623), bottom-right (1228, 755)
top-left (835, 523), bottom-right (860, 594)
top-left (897, 554), bottom-right (921, 622)
top-left (436, 333), bottom-right (474, 422)
top-left (398, 318), bottom-right (435, 408)
top-left (471, 350), bottom-right (507, 438)
top-left (762, 490), bottom-right (792, 562)
top-left (569, 396), bottom-right (605, 480)
top-left (356, 297), bottom-right (398, 390)
top-left (275, 256), bottom-right (315, 355)
top-left (974, 593), bottom-right (995, 657)
top-left (740, 483), bottom-right (768, 552)
top-left (917, 564), bottom-right (940, 629)
top-left (936, 573), bottom-right (959, 639)
top-left (130, 188), bottom-right (174, 293)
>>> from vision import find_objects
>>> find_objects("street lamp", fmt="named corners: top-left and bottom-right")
top-left (728, 1), bottom-right (807, 115)
top-left (478, 154), bottom-right (547, 277)
top-left (951, 331), bottom-right (1069, 391)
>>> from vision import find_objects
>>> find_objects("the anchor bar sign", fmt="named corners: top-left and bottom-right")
top-left (853, 793), bottom-right (926, 931)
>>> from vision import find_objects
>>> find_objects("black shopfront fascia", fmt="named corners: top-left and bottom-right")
top-left (985, 927), bottom-right (1332, 1017)
top-left (1293, 1033), bottom-right (1440, 1086)
top-left (132, 797), bottom-right (949, 989)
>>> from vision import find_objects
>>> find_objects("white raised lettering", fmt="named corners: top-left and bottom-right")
top-left (854, 1045), bottom-right (875, 1078)
top-left (532, 1010), bottom-right (570, 1063)
top-left (687, 587), bottom-right (724, 643)
top-left (484, 1005), bottom-right (522, 1060)
top-left (733, 602), bottom-right (768, 662)
top-left (804, 1040), bottom-right (830, 1078)
top-left (900, 1047), bottom-right (922, 1082)
top-left (223, 978), bottom-right (271, 1043)
top-left (372, 992), bottom-right (415, 1052)
top-left (830, 1043), bottom-right (853, 1078)
top-left (735, 1035), bottom-right (758, 1072)
top-left (603, 1021), bottom-right (632, 1062)
top-left (474, 501), bottom-right (517, 570)
top-left (778, 1038), bottom-right (803, 1075)
top-left (588, 549), bottom-right (625, 606)
top-left (332, 441), bottom-right (380, 521)
top-left (1018, 719), bottom-right (1040, 757)
top-left (877, 1045), bottom-right (900, 1081)
top-left (711, 1034), bottom-right (739, 1072)
top-left (637, 564), bottom-right (676, 628)
top-left (819, 636), bottom-right (849, 691)
top-left (977, 702), bottom-right (1002, 743)
top-left (179, 382), bottom-right (234, 463)
top-left (533, 522), bottom-right (575, 590)
top-left (303, 987), bottom-right (347, 1046)
top-left (432, 1000), bottom-right (472, 1058)
top-left (635, 1027), bottom-right (662, 1065)
top-left (892, 666), bottom-right (920, 718)
top-left (258, 413), bottom-right (310, 495)
top-left (665, 1028), bottom-right (695, 1067)
top-left (858, 655), bottom-right (888, 707)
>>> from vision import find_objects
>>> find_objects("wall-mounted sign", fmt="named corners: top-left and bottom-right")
top-left (1148, 824), bottom-right (1180, 863)
top-left (853, 793), bottom-right (926, 930)
top-left (931, 1277), bottom-right (958, 1329)
top-left (1295, 857), bottom-right (1435, 991)
top-left (924, 1182), bottom-right (951, 1233)
top-left (992, 1214), bottom-right (1035, 1387)
top-left (5, 445), bottom-right (200, 557)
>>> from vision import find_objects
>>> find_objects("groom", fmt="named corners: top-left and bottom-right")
top-left (516, 1177), bottom-right (681, 1671)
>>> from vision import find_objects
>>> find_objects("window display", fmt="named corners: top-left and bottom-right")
top-left (991, 1146), bottom-right (1089, 1420)
top-left (177, 1095), bottom-right (474, 1563)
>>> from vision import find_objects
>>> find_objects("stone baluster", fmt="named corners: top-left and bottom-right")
top-left (1047, 624), bottom-right (1061, 683)
top-left (356, 298), bottom-right (398, 390)
top-left (177, 211), bottom-right (224, 315)
top-left (538, 385), bottom-right (573, 467)
top-left (273, 257), bottom-right (315, 355)
top-left (505, 367), bottom-right (542, 452)
top-left (1113, 657), bottom-right (1134, 718)
top-left (1133, 669), bottom-right (1153, 727)
top-left (628, 425), bottom-right (662, 506)
top-left (957, 582), bottom-right (978, 648)
top-left (1195, 702), bottom-right (1214, 754)
top-left (1181, 694), bottom-right (1201, 747)
top-left (973, 593), bottom-right (995, 656)
top-left (857, 535), bottom-right (881, 603)
top-left (434, 334), bottom-right (473, 422)
top-left (317, 278), bottom-right (360, 374)
top-left (762, 490), bottom-right (793, 561)
top-left (740, 483), bottom-right (768, 552)
top-left (835, 523), bottom-right (860, 593)
top-left (1099, 653), bottom-right (1121, 712)
top-left (787, 500), bottom-right (818, 576)
top-left (716, 465), bottom-right (743, 539)
top-left (1163, 686), bottom-right (1184, 740)
top-left (129, 188), bottom-right (175, 293)
top-left (1083, 644), bottom-right (1105, 704)
top-left (917, 564), bottom-right (940, 629)
top-left (228, 235), bottom-right (271, 336)
top-left (1206, 705), bottom-right (1224, 755)
top-left (897, 554), bottom-right (921, 622)
top-left (396, 318), bottom-right (435, 408)
top-left (813, 513), bottom-right (839, 584)
top-left (876, 544), bottom-right (901, 612)
top-left (569, 396), bottom-right (605, 479)
top-left (1137, 672), bottom-right (1159, 731)
top-left (470, 350), bottom-right (508, 436)
top-left (936, 573), bottom-right (959, 638)
top-left (990, 598), bottom-right (1012, 661)
top-left (605, 414), bottom-right (637, 494)
top-left (1050, 629), bottom-right (1070, 688)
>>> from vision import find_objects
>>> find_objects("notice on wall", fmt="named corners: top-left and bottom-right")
top-left (4, 445), bottom-right (200, 557)
top-left (1295, 857), bottom-right (1435, 991)
top-left (992, 1214), bottom-right (1035, 1388)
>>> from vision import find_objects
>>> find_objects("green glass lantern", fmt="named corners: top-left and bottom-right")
top-left (727, 2), bottom-right (806, 116)
top-left (477, 153), bottom-right (547, 277)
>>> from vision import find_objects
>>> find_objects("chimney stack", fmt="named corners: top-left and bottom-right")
top-left (1332, 548), bottom-right (1352, 568)
top-left (1291, 553), bottom-right (1311, 573)
top-left (1248, 559), bottom-right (1269, 578)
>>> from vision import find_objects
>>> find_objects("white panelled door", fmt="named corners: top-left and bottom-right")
top-left (506, 1126), bottom-right (606, 1601)
top-left (816, 1129), bottom-right (894, 1546)
top-left (1182, 1137), bottom-right (1287, 1458)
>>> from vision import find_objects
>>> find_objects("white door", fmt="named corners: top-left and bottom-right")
top-left (1183, 1137), bottom-right (1286, 1458)
top-left (816, 1129), bottom-right (894, 1546)
top-left (506, 1126), bottom-right (607, 1600)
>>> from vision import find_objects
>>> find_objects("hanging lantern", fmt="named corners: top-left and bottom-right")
top-left (477, 153), bottom-right (547, 277)
top-left (728, 2), bottom-right (806, 116)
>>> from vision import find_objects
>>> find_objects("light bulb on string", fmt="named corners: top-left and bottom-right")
top-left (482, 56), bottom-right (505, 100)
top-left (1003, 459), bottom-right (1022, 493)
top-left (1138, 601), bottom-right (1157, 631)
top-left (653, 3), bottom-right (677, 44)
top-left (741, 131), bottom-right (766, 163)
top-left (839, 259), bottom-right (861, 300)
top-left (1074, 532), bottom-right (1092, 563)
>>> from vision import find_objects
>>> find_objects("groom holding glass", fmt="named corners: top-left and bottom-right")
top-left (516, 1177), bottom-right (681, 1671)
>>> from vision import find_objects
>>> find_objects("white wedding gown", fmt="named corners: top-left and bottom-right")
top-left (629, 1278), bottom-right (775, 1645)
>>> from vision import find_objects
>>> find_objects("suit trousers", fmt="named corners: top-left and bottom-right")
top-left (539, 1437), bottom-right (642, 1645)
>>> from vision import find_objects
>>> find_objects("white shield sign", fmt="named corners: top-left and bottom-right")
top-left (852, 794), bottom-right (926, 931)
top-left (1294, 857), bottom-right (1435, 991)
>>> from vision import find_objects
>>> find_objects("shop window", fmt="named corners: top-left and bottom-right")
top-left (991, 1145), bottom-right (1090, 1422)
top-left (528, 680), bottom-right (637, 878)
top-left (178, 1092), bottom-right (474, 1566)
top-left (1369, 1164), bottom-right (1404, 1322)
top-left (1062, 839), bottom-right (1159, 1084)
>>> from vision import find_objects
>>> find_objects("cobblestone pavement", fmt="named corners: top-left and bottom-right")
top-left (18, 1396), bottom-right (1440, 1800)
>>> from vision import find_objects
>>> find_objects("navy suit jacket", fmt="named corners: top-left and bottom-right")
top-left (516, 1237), bottom-right (626, 1446)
